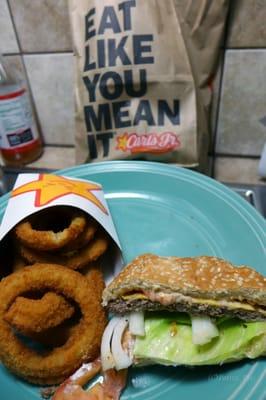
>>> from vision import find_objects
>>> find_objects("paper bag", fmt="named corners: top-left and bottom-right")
top-left (69, 0), bottom-right (229, 170)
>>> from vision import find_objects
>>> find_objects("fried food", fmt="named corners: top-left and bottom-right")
top-left (61, 218), bottom-right (98, 252)
top-left (19, 232), bottom-right (109, 270)
top-left (82, 264), bottom-right (105, 299)
top-left (11, 206), bottom-right (109, 277)
top-left (14, 207), bottom-right (87, 251)
top-left (35, 266), bottom-right (106, 349)
top-left (4, 292), bottom-right (74, 335)
top-left (0, 263), bottom-right (106, 385)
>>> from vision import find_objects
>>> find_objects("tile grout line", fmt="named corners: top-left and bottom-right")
top-left (211, 51), bottom-right (225, 177)
top-left (221, 47), bottom-right (266, 51)
top-left (22, 50), bottom-right (73, 55)
top-left (6, 0), bottom-right (45, 144)
top-left (215, 153), bottom-right (260, 160)
top-left (3, 49), bottom-right (266, 57)
top-left (3, 51), bottom-right (74, 56)
top-left (211, 2), bottom-right (234, 178)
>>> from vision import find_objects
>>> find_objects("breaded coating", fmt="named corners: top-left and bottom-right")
top-left (0, 263), bottom-right (107, 385)
top-left (61, 218), bottom-right (98, 252)
top-left (19, 232), bottom-right (109, 270)
top-left (15, 207), bottom-right (87, 251)
top-left (4, 292), bottom-right (74, 335)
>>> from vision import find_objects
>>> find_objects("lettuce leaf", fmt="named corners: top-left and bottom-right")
top-left (133, 313), bottom-right (266, 365)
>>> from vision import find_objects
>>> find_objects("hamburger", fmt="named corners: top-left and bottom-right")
top-left (101, 254), bottom-right (266, 370)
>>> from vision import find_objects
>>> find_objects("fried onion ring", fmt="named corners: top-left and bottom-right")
top-left (0, 264), bottom-right (106, 385)
top-left (15, 207), bottom-right (87, 251)
top-left (19, 232), bottom-right (109, 270)
top-left (4, 292), bottom-right (74, 335)
top-left (60, 218), bottom-right (98, 252)
top-left (31, 267), bottom-right (106, 349)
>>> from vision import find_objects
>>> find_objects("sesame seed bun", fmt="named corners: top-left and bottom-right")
top-left (102, 254), bottom-right (266, 321)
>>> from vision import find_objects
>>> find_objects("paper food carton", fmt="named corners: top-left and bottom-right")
top-left (0, 173), bottom-right (123, 282)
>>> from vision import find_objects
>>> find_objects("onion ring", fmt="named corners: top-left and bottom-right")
top-left (4, 292), bottom-right (74, 335)
top-left (32, 267), bottom-right (106, 348)
top-left (60, 218), bottom-right (98, 252)
top-left (0, 263), bottom-right (106, 385)
top-left (19, 232), bottom-right (109, 270)
top-left (15, 207), bottom-right (87, 251)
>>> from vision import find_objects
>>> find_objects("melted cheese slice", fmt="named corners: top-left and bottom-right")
top-left (122, 292), bottom-right (266, 316)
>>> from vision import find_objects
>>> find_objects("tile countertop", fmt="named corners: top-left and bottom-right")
top-left (28, 146), bottom-right (266, 186)
top-left (1, 145), bottom-right (266, 186)
top-left (26, 146), bottom-right (76, 170)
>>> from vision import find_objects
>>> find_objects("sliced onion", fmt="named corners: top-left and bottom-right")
top-left (111, 316), bottom-right (133, 370)
top-left (191, 315), bottom-right (219, 345)
top-left (101, 317), bottom-right (120, 371)
top-left (129, 311), bottom-right (145, 336)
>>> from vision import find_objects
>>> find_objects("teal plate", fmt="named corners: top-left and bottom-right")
top-left (0, 161), bottom-right (265, 400)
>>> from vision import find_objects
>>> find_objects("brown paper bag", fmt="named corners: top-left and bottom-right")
top-left (68, 0), bottom-right (229, 170)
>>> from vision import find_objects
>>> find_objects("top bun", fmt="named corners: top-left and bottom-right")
top-left (103, 254), bottom-right (266, 319)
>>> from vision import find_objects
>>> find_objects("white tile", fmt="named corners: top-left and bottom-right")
top-left (0, 0), bottom-right (19, 53)
top-left (214, 156), bottom-right (265, 185)
top-left (28, 146), bottom-right (75, 169)
top-left (227, 0), bottom-right (266, 48)
top-left (216, 49), bottom-right (266, 156)
top-left (9, 0), bottom-right (72, 52)
top-left (24, 53), bottom-right (75, 145)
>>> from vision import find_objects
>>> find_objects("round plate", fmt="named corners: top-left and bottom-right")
top-left (0, 161), bottom-right (265, 400)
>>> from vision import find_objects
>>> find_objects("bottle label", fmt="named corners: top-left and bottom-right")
top-left (0, 88), bottom-right (39, 151)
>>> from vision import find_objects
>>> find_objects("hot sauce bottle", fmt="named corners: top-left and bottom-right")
top-left (0, 56), bottom-right (43, 167)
